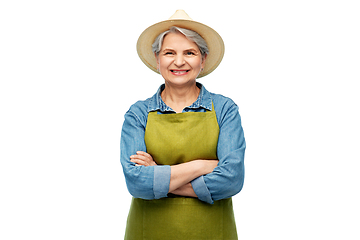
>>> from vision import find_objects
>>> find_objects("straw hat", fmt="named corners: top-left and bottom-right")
top-left (136, 10), bottom-right (225, 78)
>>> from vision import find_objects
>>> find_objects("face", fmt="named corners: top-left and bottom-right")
top-left (156, 32), bottom-right (206, 86)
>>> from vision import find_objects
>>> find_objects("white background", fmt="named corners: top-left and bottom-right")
top-left (1, 0), bottom-right (359, 239)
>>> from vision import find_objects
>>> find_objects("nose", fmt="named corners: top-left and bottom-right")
top-left (174, 54), bottom-right (185, 67)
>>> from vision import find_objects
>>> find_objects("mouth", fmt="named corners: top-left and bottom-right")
top-left (170, 70), bottom-right (190, 76)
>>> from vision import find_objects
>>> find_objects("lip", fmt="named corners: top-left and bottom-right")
top-left (170, 69), bottom-right (190, 76)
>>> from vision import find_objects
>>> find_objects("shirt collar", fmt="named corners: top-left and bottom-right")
top-left (147, 82), bottom-right (213, 112)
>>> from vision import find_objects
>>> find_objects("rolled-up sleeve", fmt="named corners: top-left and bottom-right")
top-left (195, 100), bottom-right (246, 204)
top-left (120, 110), bottom-right (171, 199)
top-left (191, 176), bottom-right (213, 203)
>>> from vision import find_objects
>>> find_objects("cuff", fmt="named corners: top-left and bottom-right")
top-left (191, 176), bottom-right (213, 204)
top-left (153, 165), bottom-right (171, 199)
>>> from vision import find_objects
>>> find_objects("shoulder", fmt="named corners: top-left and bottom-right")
top-left (128, 98), bottom-right (150, 115)
top-left (211, 92), bottom-right (237, 107)
top-left (125, 97), bottom-right (151, 127)
top-left (211, 92), bottom-right (238, 113)
top-left (200, 83), bottom-right (237, 113)
top-left (210, 92), bottom-right (240, 126)
top-left (124, 84), bottom-right (161, 125)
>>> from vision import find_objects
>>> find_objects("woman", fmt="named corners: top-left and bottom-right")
top-left (120, 10), bottom-right (246, 240)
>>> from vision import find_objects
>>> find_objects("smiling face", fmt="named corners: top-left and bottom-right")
top-left (156, 32), bottom-right (206, 86)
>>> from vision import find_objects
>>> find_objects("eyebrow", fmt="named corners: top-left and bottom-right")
top-left (184, 48), bottom-right (198, 52)
top-left (162, 48), bottom-right (175, 52)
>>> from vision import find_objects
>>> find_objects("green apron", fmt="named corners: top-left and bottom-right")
top-left (124, 104), bottom-right (238, 240)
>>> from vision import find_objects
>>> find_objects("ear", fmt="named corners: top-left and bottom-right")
top-left (201, 54), bottom-right (207, 68)
top-left (155, 53), bottom-right (160, 70)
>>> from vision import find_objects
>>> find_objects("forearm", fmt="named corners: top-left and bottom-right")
top-left (169, 160), bottom-right (217, 193)
top-left (169, 160), bottom-right (203, 192)
top-left (129, 151), bottom-right (219, 198)
top-left (170, 183), bottom-right (197, 197)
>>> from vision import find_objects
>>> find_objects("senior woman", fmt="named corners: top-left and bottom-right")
top-left (120, 10), bottom-right (246, 240)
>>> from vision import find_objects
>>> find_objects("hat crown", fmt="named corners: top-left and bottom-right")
top-left (168, 10), bottom-right (193, 20)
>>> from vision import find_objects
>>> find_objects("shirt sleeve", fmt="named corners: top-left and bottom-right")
top-left (191, 176), bottom-right (213, 203)
top-left (120, 110), bottom-right (171, 199)
top-left (194, 100), bottom-right (246, 204)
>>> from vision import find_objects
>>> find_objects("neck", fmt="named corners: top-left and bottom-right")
top-left (161, 81), bottom-right (200, 113)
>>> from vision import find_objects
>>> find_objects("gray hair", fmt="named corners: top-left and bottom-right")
top-left (152, 26), bottom-right (209, 59)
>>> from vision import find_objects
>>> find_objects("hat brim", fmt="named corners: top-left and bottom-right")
top-left (136, 19), bottom-right (224, 78)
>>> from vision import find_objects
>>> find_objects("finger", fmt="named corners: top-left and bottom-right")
top-left (130, 158), bottom-right (148, 166)
top-left (130, 154), bottom-right (151, 162)
top-left (136, 151), bottom-right (153, 159)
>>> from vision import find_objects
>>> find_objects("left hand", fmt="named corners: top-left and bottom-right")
top-left (130, 151), bottom-right (157, 166)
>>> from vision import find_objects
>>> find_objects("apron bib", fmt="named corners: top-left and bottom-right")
top-left (124, 104), bottom-right (238, 240)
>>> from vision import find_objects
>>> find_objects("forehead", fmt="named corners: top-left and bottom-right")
top-left (161, 32), bottom-right (199, 50)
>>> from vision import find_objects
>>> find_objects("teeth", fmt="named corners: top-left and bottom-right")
top-left (172, 70), bottom-right (188, 73)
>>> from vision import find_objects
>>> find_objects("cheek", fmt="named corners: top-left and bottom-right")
top-left (190, 59), bottom-right (203, 69)
top-left (158, 58), bottom-right (172, 69)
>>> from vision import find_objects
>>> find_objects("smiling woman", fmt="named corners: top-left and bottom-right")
top-left (120, 10), bottom-right (246, 240)
top-left (156, 32), bottom-right (206, 111)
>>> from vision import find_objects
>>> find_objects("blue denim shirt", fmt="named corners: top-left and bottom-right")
top-left (120, 83), bottom-right (245, 204)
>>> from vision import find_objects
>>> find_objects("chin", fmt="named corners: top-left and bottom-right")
top-left (166, 77), bottom-right (197, 85)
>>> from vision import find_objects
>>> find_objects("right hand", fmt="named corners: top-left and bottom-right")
top-left (130, 151), bottom-right (157, 166)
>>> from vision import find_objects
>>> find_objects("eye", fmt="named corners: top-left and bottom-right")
top-left (185, 51), bottom-right (195, 56)
top-left (164, 51), bottom-right (174, 55)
